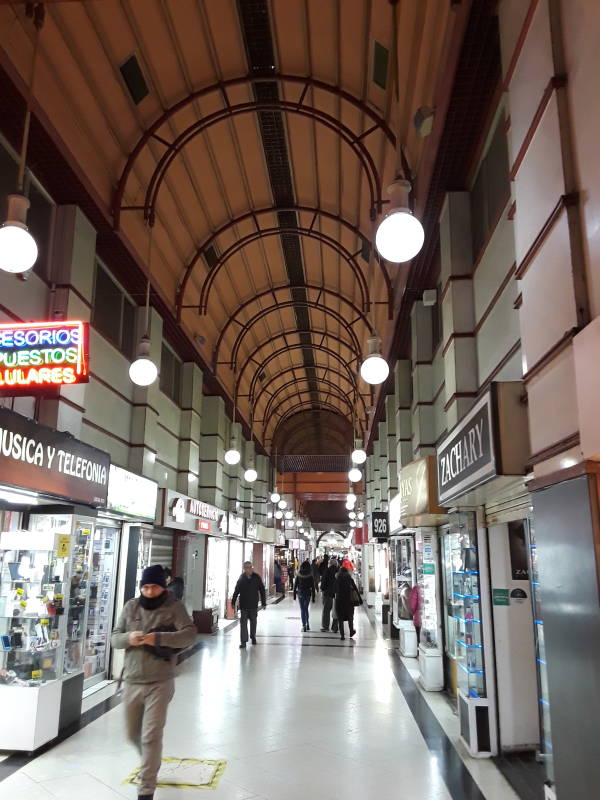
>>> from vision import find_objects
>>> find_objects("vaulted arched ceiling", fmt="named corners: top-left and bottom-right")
top-left (0, 0), bottom-right (456, 454)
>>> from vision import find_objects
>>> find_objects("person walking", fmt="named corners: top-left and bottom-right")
top-left (231, 561), bottom-right (267, 648)
top-left (288, 560), bottom-right (295, 590)
top-left (164, 567), bottom-right (184, 601)
top-left (294, 560), bottom-right (316, 631)
top-left (311, 558), bottom-right (321, 594)
top-left (111, 565), bottom-right (197, 800)
top-left (274, 560), bottom-right (282, 595)
top-left (320, 557), bottom-right (338, 631)
top-left (335, 565), bottom-right (362, 641)
top-left (319, 553), bottom-right (329, 578)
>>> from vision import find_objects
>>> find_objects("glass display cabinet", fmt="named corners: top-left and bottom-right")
top-left (0, 511), bottom-right (97, 751)
top-left (415, 529), bottom-right (443, 691)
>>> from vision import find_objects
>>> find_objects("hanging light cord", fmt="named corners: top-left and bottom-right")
top-left (18, 5), bottom-right (45, 194)
top-left (144, 222), bottom-right (154, 338)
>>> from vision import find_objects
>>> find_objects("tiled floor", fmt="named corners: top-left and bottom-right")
top-left (0, 597), bottom-right (519, 800)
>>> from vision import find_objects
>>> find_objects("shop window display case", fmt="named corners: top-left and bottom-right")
top-left (415, 529), bottom-right (443, 691)
top-left (0, 511), bottom-right (97, 751)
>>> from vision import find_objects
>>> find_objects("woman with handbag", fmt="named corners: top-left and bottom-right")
top-left (334, 565), bottom-right (362, 641)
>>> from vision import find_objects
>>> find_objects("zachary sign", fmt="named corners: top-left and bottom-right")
top-left (0, 321), bottom-right (89, 394)
top-left (0, 407), bottom-right (110, 506)
top-left (437, 393), bottom-right (496, 505)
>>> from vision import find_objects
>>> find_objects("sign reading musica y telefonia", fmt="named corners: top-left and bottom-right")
top-left (0, 407), bottom-right (110, 506)
top-left (0, 321), bottom-right (90, 394)
top-left (437, 392), bottom-right (496, 505)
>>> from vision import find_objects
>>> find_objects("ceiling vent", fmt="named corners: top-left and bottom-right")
top-left (120, 55), bottom-right (149, 105)
top-left (372, 42), bottom-right (389, 90)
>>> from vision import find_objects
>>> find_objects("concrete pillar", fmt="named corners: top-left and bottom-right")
top-left (378, 420), bottom-right (389, 501)
top-left (198, 395), bottom-right (227, 507)
top-left (255, 453), bottom-right (269, 523)
top-left (177, 362), bottom-right (203, 495)
top-left (395, 360), bottom-right (413, 468)
top-left (411, 302), bottom-right (436, 457)
top-left (225, 421), bottom-right (242, 511)
top-left (38, 205), bottom-right (96, 435)
top-left (439, 191), bottom-right (478, 429)
top-left (385, 394), bottom-right (398, 497)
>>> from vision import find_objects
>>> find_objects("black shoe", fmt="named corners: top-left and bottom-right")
top-left (251, 637), bottom-right (257, 645)
top-left (306, 624), bottom-right (310, 630)
top-left (340, 635), bottom-right (345, 641)
top-left (302, 625), bottom-right (306, 632)
top-left (349, 629), bottom-right (356, 638)
top-left (321, 627), bottom-right (329, 632)
top-left (239, 643), bottom-right (246, 649)
top-left (138, 795), bottom-right (154, 799)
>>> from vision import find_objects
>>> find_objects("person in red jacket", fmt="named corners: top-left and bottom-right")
top-left (409, 584), bottom-right (422, 644)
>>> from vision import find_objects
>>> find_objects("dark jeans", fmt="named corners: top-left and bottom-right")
top-left (299, 595), bottom-right (311, 626)
top-left (321, 595), bottom-right (333, 629)
top-left (240, 608), bottom-right (258, 643)
top-left (339, 609), bottom-right (355, 638)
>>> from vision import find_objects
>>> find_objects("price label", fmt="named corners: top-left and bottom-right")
top-left (20, 600), bottom-right (27, 608)
top-left (16, 588), bottom-right (24, 596)
top-left (40, 618), bottom-right (49, 626)
top-left (55, 594), bottom-right (63, 600)
top-left (31, 670), bottom-right (42, 679)
top-left (56, 535), bottom-right (71, 558)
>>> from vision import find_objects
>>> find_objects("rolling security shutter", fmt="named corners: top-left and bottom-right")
top-left (485, 490), bottom-right (532, 525)
top-left (148, 528), bottom-right (174, 569)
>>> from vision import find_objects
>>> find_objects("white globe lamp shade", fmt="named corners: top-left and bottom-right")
top-left (375, 180), bottom-right (424, 263)
top-left (360, 335), bottom-right (389, 385)
top-left (285, 510), bottom-right (293, 520)
top-left (345, 501), bottom-right (354, 510)
top-left (224, 447), bottom-right (241, 465)
top-left (278, 499), bottom-right (287, 510)
top-left (348, 467), bottom-right (362, 483)
top-left (0, 195), bottom-right (38, 274)
top-left (244, 468), bottom-right (258, 483)
top-left (296, 520), bottom-right (302, 528)
top-left (267, 511), bottom-right (273, 519)
top-left (129, 356), bottom-right (158, 387)
top-left (357, 511), bottom-right (365, 521)
top-left (275, 510), bottom-right (283, 520)
top-left (349, 520), bottom-right (357, 528)
top-left (346, 493), bottom-right (356, 505)
top-left (351, 447), bottom-right (367, 464)
top-left (286, 520), bottom-right (294, 528)
top-left (270, 491), bottom-right (281, 503)
top-left (299, 528), bottom-right (305, 534)
top-left (349, 511), bottom-right (356, 520)
top-left (129, 336), bottom-right (158, 387)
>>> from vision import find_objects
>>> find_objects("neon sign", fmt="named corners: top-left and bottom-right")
top-left (0, 321), bottom-right (89, 394)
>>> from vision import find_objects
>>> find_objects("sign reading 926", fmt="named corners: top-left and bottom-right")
top-left (371, 511), bottom-right (389, 540)
top-left (0, 321), bottom-right (89, 395)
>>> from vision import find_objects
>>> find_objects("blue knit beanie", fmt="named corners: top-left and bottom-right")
top-left (140, 564), bottom-right (166, 588)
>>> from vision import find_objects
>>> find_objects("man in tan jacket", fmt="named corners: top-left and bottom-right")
top-left (112, 564), bottom-right (196, 800)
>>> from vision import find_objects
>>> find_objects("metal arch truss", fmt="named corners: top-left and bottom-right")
top-left (234, 329), bottom-right (360, 400)
top-left (262, 378), bottom-right (355, 431)
top-left (113, 74), bottom-right (397, 232)
top-left (265, 398), bottom-right (352, 443)
top-left (252, 363), bottom-right (360, 409)
top-left (176, 206), bottom-right (393, 320)
top-left (273, 412), bottom-right (354, 452)
top-left (211, 286), bottom-right (374, 369)
top-left (316, 531), bottom-right (347, 546)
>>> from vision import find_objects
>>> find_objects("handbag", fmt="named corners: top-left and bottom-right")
top-left (351, 586), bottom-right (363, 607)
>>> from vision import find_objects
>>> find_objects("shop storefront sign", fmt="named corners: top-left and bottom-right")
top-left (436, 384), bottom-right (530, 506)
top-left (162, 489), bottom-right (225, 534)
top-left (107, 465), bottom-right (158, 520)
top-left (437, 394), bottom-right (495, 505)
top-left (371, 511), bottom-right (389, 541)
top-left (246, 521), bottom-right (258, 539)
top-left (227, 514), bottom-right (245, 538)
top-left (0, 407), bottom-right (109, 506)
top-left (398, 456), bottom-right (445, 523)
top-left (0, 320), bottom-right (89, 394)
top-left (423, 563), bottom-right (435, 575)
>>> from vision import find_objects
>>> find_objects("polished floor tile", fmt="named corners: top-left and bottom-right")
top-left (1, 597), bottom-right (519, 800)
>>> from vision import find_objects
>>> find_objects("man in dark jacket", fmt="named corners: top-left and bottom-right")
top-left (232, 561), bottom-right (267, 648)
top-left (112, 565), bottom-right (196, 800)
top-left (320, 557), bottom-right (338, 632)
